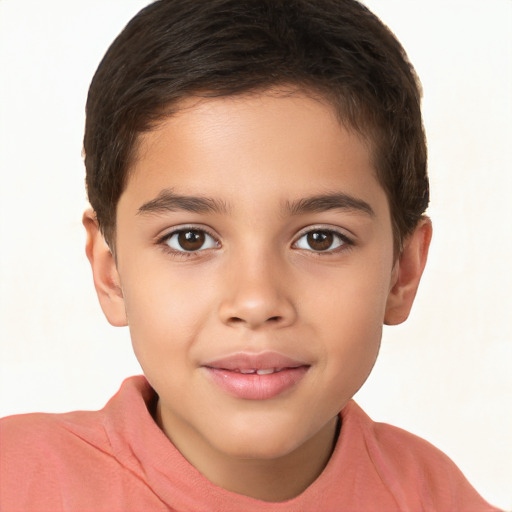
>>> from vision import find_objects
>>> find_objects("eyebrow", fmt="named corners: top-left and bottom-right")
top-left (137, 189), bottom-right (374, 218)
top-left (284, 192), bottom-right (375, 217)
top-left (137, 188), bottom-right (229, 216)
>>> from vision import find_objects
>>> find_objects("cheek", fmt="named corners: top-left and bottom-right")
top-left (119, 264), bottom-right (218, 365)
top-left (303, 258), bottom-right (391, 388)
top-left (303, 253), bottom-right (391, 330)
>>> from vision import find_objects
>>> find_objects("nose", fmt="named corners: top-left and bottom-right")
top-left (218, 251), bottom-right (297, 330)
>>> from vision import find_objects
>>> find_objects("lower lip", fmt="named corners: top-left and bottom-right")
top-left (204, 366), bottom-right (309, 400)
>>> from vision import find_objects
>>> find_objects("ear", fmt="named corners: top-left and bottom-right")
top-left (83, 209), bottom-right (127, 327)
top-left (384, 218), bottom-right (432, 325)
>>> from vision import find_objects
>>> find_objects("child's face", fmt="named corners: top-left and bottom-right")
top-left (109, 92), bottom-right (399, 461)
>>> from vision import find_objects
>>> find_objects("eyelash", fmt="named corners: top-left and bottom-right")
top-left (157, 226), bottom-right (220, 259)
top-left (292, 227), bottom-right (354, 255)
top-left (156, 225), bottom-right (354, 258)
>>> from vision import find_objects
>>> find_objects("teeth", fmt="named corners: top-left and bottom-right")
top-left (235, 368), bottom-right (281, 375)
top-left (256, 368), bottom-right (275, 375)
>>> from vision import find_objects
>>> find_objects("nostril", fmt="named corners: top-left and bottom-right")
top-left (227, 315), bottom-right (282, 326)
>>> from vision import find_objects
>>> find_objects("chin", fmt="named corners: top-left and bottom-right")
top-left (219, 437), bottom-right (301, 461)
top-left (207, 415), bottom-right (311, 460)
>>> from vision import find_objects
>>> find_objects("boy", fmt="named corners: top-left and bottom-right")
top-left (0, 0), bottom-right (501, 510)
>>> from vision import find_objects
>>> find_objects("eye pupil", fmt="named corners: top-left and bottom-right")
top-left (307, 231), bottom-right (333, 251)
top-left (178, 230), bottom-right (205, 251)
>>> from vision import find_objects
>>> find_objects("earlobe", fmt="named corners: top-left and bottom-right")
top-left (384, 218), bottom-right (432, 325)
top-left (82, 209), bottom-right (128, 327)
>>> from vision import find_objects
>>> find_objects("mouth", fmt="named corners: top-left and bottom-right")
top-left (202, 352), bottom-right (310, 400)
top-left (227, 367), bottom-right (291, 375)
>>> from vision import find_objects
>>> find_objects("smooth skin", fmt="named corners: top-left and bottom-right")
top-left (84, 91), bottom-right (431, 501)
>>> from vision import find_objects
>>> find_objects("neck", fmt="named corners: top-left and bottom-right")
top-left (156, 403), bottom-right (340, 502)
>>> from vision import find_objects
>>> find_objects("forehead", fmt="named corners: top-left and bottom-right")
top-left (121, 91), bottom-right (387, 219)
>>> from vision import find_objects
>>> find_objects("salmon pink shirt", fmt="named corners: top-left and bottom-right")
top-left (0, 376), bottom-right (498, 511)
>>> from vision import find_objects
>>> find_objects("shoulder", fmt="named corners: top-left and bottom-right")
top-left (0, 407), bottom-right (113, 483)
top-left (0, 376), bottom-right (157, 511)
top-left (1, 407), bottom-right (111, 458)
top-left (344, 400), bottom-right (463, 475)
top-left (0, 375), bottom-right (152, 471)
top-left (1, 375), bottom-right (152, 461)
top-left (343, 401), bottom-right (500, 511)
top-left (0, 409), bottom-right (110, 510)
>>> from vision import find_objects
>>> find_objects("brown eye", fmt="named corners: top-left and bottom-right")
top-left (295, 229), bottom-right (348, 252)
top-left (178, 230), bottom-right (205, 251)
top-left (306, 231), bottom-right (333, 251)
top-left (165, 229), bottom-right (217, 252)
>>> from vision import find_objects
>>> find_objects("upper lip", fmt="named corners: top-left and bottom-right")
top-left (203, 351), bottom-right (309, 371)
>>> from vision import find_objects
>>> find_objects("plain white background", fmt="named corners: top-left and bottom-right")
top-left (0, 0), bottom-right (511, 509)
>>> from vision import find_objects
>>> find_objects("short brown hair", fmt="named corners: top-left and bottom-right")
top-left (84, 0), bottom-right (428, 252)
